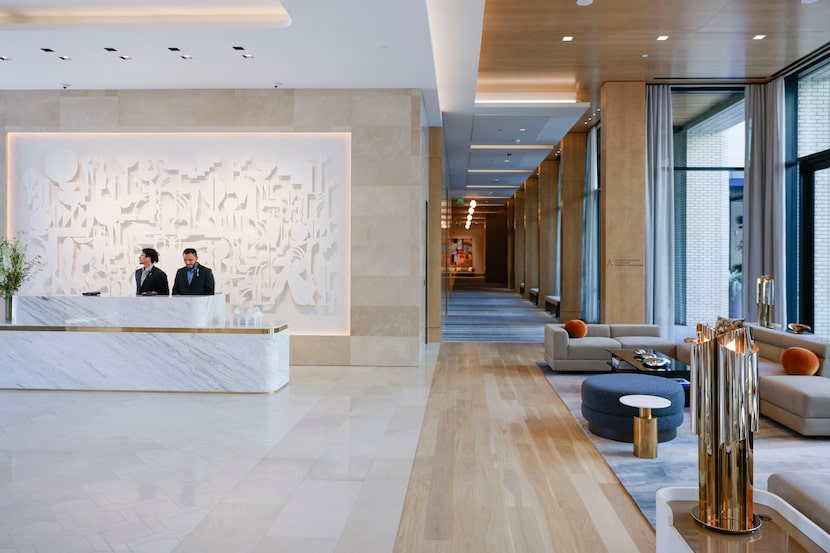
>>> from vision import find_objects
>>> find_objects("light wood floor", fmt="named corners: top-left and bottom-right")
top-left (394, 342), bottom-right (656, 552)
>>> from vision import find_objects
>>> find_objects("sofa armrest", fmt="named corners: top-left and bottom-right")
top-left (545, 324), bottom-right (570, 359)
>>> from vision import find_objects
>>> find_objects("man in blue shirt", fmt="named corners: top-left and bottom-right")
top-left (172, 248), bottom-right (215, 295)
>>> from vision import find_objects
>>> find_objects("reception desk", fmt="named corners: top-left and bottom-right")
top-left (0, 295), bottom-right (289, 393)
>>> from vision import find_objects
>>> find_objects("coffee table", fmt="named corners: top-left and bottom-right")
top-left (608, 349), bottom-right (690, 405)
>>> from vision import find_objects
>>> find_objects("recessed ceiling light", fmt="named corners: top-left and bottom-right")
top-left (233, 46), bottom-right (245, 51)
top-left (642, 53), bottom-right (649, 58)
top-left (180, 55), bottom-right (192, 60)
top-left (576, 0), bottom-right (593, 5)
top-left (801, 0), bottom-right (818, 4)
top-left (120, 55), bottom-right (132, 60)
top-left (59, 56), bottom-right (72, 61)
top-left (562, 36), bottom-right (574, 42)
top-left (657, 35), bottom-right (669, 41)
top-left (242, 54), bottom-right (254, 59)
top-left (0, 56), bottom-right (9, 61)
top-left (753, 35), bottom-right (766, 40)
top-left (168, 47), bottom-right (181, 52)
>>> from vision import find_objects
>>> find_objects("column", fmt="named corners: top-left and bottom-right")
top-left (539, 159), bottom-right (559, 311)
top-left (524, 175), bottom-right (539, 304)
top-left (427, 126), bottom-right (443, 343)
top-left (600, 82), bottom-right (647, 323)
top-left (560, 133), bottom-right (587, 322)
top-left (514, 186), bottom-right (526, 295)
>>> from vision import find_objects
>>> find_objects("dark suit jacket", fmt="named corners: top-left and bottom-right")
top-left (172, 263), bottom-right (215, 295)
top-left (135, 265), bottom-right (170, 296)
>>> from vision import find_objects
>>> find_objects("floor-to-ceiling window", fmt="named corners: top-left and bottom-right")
top-left (787, 57), bottom-right (830, 337)
top-left (673, 91), bottom-right (746, 326)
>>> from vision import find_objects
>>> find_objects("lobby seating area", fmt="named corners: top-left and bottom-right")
top-left (543, 322), bottom-right (677, 372)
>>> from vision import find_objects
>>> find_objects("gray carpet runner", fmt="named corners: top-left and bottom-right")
top-left (441, 277), bottom-right (557, 342)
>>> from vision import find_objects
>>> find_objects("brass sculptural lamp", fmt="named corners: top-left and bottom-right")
top-left (756, 275), bottom-right (774, 328)
top-left (690, 323), bottom-right (761, 533)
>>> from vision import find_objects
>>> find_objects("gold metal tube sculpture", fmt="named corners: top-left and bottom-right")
top-left (690, 323), bottom-right (761, 533)
top-left (756, 275), bottom-right (774, 328)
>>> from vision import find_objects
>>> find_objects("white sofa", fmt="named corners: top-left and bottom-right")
top-left (544, 323), bottom-right (677, 372)
top-left (676, 323), bottom-right (830, 436)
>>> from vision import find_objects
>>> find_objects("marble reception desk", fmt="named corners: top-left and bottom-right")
top-left (0, 295), bottom-right (289, 393)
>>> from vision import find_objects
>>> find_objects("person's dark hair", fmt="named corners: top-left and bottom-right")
top-left (183, 248), bottom-right (198, 257)
top-left (142, 247), bottom-right (159, 264)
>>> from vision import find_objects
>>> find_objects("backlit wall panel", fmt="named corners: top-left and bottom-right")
top-left (7, 132), bottom-right (350, 335)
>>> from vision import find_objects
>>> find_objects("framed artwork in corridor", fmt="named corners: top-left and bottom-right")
top-left (450, 238), bottom-right (473, 269)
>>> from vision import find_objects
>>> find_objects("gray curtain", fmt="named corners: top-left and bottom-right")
top-left (581, 127), bottom-right (600, 323)
top-left (645, 85), bottom-right (675, 339)
top-left (743, 80), bottom-right (787, 327)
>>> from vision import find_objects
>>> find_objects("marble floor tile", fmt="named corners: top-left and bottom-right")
top-left (266, 480), bottom-right (364, 538)
top-left (0, 345), bottom-right (439, 552)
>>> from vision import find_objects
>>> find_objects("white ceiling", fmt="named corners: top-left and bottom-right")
top-left (0, 0), bottom-right (588, 220)
top-left (6, 1), bottom-right (826, 224)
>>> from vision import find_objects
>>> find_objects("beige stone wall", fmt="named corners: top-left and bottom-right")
top-left (0, 88), bottom-right (426, 366)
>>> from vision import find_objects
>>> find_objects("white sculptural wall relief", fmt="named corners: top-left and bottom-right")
top-left (7, 132), bottom-right (351, 334)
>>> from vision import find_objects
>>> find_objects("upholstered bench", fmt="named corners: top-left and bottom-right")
top-left (581, 373), bottom-right (685, 443)
top-left (544, 295), bottom-right (560, 318)
top-left (529, 287), bottom-right (539, 304)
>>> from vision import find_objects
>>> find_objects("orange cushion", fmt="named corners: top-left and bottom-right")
top-left (564, 319), bottom-right (588, 339)
top-left (781, 347), bottom-right (820, 376)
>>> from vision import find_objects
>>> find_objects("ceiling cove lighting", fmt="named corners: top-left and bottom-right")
top-left (467, 169), bottom-right (527, 174)
top-left (475, 92), bottom-right (578, 105)
top-left (469, 144), bottom-right (555, 150)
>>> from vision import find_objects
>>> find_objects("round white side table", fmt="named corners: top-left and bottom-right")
top-left (619, 394), bottom-right (671, 459)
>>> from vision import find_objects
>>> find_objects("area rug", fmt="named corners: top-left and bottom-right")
top-left (540, 363), bottom-right (830, 528)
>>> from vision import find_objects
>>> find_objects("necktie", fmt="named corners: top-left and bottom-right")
top-left (140, 268), bottom-right (149, 286)
top-left (187, 268), bottom-right (195, 285)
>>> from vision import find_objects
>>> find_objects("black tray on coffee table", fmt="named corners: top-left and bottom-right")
top-left (607, 348), bottom-right (690, 405)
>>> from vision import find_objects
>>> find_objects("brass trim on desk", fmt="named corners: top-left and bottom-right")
top-left (0, 323), bottom-right (289, 334)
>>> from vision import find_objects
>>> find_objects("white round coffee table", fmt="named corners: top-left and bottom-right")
top-left (619, 394), bottom-right (671, 459)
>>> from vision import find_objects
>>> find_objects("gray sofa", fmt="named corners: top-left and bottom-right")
top-left (676, 323), bottom-right (830, 436)
top-left (544, 323), bottom-right (676, 372)
top-left (768, 472), bottom-right (830, 535)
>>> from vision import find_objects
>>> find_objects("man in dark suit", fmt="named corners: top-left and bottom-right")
top-left (135, 247), bottom-right (169, 296)
top-left (172, 248), bottom-right (215, 295)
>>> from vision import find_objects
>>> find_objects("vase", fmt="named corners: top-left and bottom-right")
top-left (4, 293), bottom-right (12, 322)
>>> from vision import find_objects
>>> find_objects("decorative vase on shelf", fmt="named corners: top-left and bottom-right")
top-left (4, 293), bottom-right (12, 323)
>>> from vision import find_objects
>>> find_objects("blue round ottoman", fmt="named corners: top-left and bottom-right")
top-left (581, 373), bottom-right (684, 443)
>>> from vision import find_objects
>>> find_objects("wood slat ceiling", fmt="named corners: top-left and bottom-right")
top-left (478, 0), bottom-right (830, 108)
top-left (452, 0), bottom-right (830, 220)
